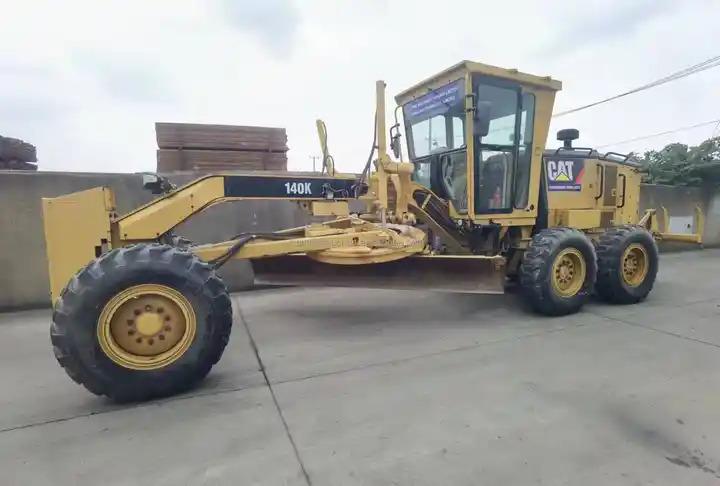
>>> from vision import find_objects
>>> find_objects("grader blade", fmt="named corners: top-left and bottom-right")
top-left (252, 254), bottom-right (507, 294)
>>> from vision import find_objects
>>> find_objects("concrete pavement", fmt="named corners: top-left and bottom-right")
top-left (0, 249), bottom-right (719, 485)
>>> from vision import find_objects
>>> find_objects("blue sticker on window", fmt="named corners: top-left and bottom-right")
top-left (404, 79), bottom-right (465, 122)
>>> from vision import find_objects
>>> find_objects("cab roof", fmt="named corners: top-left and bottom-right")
top-left (395, 60), bottom-right (562, 105)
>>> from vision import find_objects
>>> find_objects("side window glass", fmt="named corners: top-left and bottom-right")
top-left (518, 94), bottom-right (534, 145)
top-left (478, 85), bottom-right (518, 146)
top-left (410, 115), bottom-right (449, 157)
top-left (475, 83), bottom-right (519, 213)
top-left (429, 115), bottom-right (447, 152)
top-left (452, 116), bottom-right (465, 149)
top-left (412, 160), bottom-right (432, 188)
top-left (410, 119), bottom-right (430, 157)
top-left (514, 93), bottom-right (535, 208)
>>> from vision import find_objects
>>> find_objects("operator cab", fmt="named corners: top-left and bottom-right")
top-left (395, 61), bottom-right (560, 223)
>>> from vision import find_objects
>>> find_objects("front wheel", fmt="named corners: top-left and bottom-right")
top-left (519, 228), bottom-right (597, 316)
top-left (51, 244), bottom-right (232, 402)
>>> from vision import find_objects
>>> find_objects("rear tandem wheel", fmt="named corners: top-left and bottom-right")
top-left (595, 225), bottom-right (659, 304)
top-left (519, 227), bottom-right (597, 316)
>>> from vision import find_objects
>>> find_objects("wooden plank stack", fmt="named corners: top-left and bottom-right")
top-left (155, 122), bottom-right (288, 173)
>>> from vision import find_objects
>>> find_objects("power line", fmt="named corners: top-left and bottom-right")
top-left (555, 55), bottom-right (720, 117)
top-left (596, 118), bottom-right (720, 149)
top-left (553, 54), bottom-right (720, 118)
top-left (712, 120), bottom-right (720, 138)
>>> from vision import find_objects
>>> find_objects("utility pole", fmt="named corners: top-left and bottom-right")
top-left (309, 155), bottom-right (320, 172)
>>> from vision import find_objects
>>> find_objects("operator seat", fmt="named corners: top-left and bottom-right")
top-left (479, 152), bottom-right (511, 209)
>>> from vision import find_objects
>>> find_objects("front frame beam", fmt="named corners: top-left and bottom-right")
top-left (116, 173), bottom-right (357, 241)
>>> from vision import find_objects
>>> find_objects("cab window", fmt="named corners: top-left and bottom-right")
top-left (514, 93), bottom-right (535, 208)
top-left (403, 79), bottom-right (468, 212)
top-left (403, 79), bottom-right (466, 159)
top-left (474, 82), bottom-right (520, 213)
top-left (473, 81), bottom-right (535, 213)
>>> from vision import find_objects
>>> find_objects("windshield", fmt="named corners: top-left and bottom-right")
top-left (403, 79), bottom-right (466, 159)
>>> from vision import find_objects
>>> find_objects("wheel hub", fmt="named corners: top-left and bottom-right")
top-left (622, 243), bottom-right (648, 287)
top-left (551, 248), bottom-right (586, 297)
top-left (135, 312), bottom-right (164, 336)
top-left (98, 284), bottom-right (196, 370)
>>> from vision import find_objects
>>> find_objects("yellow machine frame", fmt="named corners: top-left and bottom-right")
top-left (42, 60), bottom-right (703, 305)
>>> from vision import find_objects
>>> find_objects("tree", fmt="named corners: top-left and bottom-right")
top-left (635, 136), bottom-right (720, 186)
top-left (688, 137), bottom-right (720, 184)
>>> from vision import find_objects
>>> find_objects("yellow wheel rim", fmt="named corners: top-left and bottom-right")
top-left (97, 284), bottom-right (196, 371)
top-left (551, 248), bottom-right (586, 297)
top-left (621, 243), bottom-right (649, 287)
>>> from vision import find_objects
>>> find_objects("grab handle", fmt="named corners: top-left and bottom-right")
top-left (617, 173), bottom-right (627, 208)
top-left (595, 164), bottom-right (604, 200)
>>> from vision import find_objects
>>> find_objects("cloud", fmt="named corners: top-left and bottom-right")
top-left (545, 0), bottom-right (676, 53)
top-left (0, 95), bottom-right (67, 123)
top-left (72, 51), bottom-right (176, 104)
top-left (1, 0), bottom-right (719, 173)
top-left (0, 63), bottom-right (78, 127)
top-left (0, 61), bottom-right (52, 77)
top-left (218, 0), bottom-right (300, 58)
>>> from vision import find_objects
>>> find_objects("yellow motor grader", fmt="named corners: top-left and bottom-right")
top-left (42, 60), bottom-right (702, 401)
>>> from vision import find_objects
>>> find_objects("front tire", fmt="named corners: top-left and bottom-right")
top-left (519, 228), bottom-right (597, 316)
top-left (51, 244), bottom-right (232, 402)
top-left (595, 225), bottom-right (658, 304)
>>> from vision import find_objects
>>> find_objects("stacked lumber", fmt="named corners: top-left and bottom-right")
top-left (155, 122), bottom-right (287, 173)
top-left (0, 135), bottom-right (37, 170)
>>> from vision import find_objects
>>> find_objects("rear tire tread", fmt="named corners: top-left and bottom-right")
top-left (519, 227), bottom-right (597, 316)
top-left (595, 225), bottom-right (658, 304)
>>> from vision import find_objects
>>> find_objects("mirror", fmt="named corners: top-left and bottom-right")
top-left (142, 173), bottom-right (160, 188)
top-left (140, 173), bottom-right (175, 195)
top-left (390, 132), bottom-right (402, 159)
top-left (473, 101), bottom-right (491, 137)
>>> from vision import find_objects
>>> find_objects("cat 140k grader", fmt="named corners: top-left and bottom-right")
top-left (43, 60), bottom-right (703, 402)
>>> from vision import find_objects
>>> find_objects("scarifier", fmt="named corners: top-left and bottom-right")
top-left (43, 60), bottom-right (703, 401)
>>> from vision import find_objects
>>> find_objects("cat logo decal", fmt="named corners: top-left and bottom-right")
top-left (546, 159), bottom-right (584, 191)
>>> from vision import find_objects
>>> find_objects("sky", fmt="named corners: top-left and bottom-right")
top-left (1, 0), bottom-right (719, 173)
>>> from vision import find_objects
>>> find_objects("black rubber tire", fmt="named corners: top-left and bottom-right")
top-left (50, 244), bottom-right (232, 402)
top-left (595, 225), bottom-right (658, 304)
top-left (519, 227), bottom-right (597, 316)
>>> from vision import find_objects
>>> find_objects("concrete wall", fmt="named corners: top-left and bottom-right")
top-left (640, 184), bottom-right (720, 247)
top-left (0, 170), bottom-right (308, 310)
top-left (0, 171), bottom-right (718, 310)
top-left (704, 191), bottom-right (720, 246)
